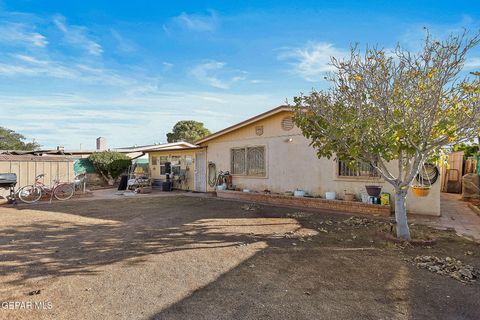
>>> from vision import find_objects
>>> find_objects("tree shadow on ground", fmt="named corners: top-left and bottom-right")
top-left (1, 196), bottom-right (479, 319)
top-left (0, 197), bottom-right (306, 292)
top-left (151, 240), bottom-right (480, 320)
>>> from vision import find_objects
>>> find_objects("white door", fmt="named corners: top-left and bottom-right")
top-left (195, 151), bottom-right (207, 192)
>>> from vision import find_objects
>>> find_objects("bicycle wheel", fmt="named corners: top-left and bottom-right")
top-left (18, 185), bottom-right (42, 203)
top-left (54, 183), bottom-right (75, 201)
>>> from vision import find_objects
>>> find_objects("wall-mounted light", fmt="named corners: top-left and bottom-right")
top-left (285, 138), bottom-right (293, 143)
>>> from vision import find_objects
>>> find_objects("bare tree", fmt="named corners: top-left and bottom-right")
top-left (293, 31), bottom-right (480, 240)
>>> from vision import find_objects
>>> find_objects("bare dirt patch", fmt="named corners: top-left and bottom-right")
top-left (0, 196), bottom-right (479, 319)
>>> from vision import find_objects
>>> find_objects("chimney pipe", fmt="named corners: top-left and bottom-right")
top-left (96, 137), bottom-right (107, 150)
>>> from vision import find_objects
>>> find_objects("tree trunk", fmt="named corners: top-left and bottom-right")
top-left (394, 189), bottom-right (411, 241)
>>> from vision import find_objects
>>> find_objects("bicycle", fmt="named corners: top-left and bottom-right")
top-left (18, 174), bottom-right (75, 204)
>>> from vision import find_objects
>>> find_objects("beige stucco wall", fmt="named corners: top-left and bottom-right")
top-left (148, 149), bottom-right (197, 191)
top-left (0, 159), bottom-right (75, 198)
top-left (200, 110), bottom-right (441, 216)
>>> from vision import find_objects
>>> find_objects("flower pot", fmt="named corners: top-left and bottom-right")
top-left (411, 185), bottom-right (430, 197)
top-left (325, 192), bottom-right (336, 200)
top-left (294, 190), bottom-right (306, 197)
top-left (365, 185), bottom-right (382, 197)
top-left (344, 193), bottom-right (355, 201)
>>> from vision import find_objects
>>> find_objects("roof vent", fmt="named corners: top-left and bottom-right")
top-left (281, 116), bottom-right (294, 131)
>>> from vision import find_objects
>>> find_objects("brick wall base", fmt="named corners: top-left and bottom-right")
top-left (216, 190), bottom-right (391, 216)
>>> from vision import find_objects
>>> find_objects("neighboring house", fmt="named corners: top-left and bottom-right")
top-left (148, 105), bottom-right (440, 216)
top-left (0, 140), bottom-right (198, 188)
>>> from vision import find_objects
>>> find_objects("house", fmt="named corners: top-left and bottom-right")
top-left (147, 106), bottom-right (441, 216)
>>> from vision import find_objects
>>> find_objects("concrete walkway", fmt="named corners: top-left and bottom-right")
top-left (411, 193), bottom-right (480, 242)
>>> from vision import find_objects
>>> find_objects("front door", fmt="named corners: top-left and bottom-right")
top-left (194, 151), bottom-right (206, 192)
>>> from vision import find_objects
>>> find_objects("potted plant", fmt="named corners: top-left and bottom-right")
top-left (343, 189), bottom-right (355, 201)
top-left (365, 185), bottom-right (382, 197)
top-left (365, 170), bottom-right (382, 196)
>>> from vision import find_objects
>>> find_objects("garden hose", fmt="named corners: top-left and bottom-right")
top-left (208, 162), bottom-right (217, 187)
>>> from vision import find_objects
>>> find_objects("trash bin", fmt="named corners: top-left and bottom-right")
top-left (118, 175), bottom-right (128, 191)
top-left (162, 181), bottom-right (172, 191)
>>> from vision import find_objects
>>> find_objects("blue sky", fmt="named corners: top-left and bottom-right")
top-left (1, 0), bottom-right (479, 149)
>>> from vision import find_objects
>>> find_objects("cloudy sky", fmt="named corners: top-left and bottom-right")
top-left (0, 0), bottom-right (479, 149)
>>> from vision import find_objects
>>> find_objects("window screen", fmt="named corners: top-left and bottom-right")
top-left (246, 146), bottom-right (265, 176)
top-left (338, 160), bottom-right (378, 177)
top-left (231, 148), bottom-right (246, 175)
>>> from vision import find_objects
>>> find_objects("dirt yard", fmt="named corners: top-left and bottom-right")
top-left (0, 195), bottom-right (479, 320)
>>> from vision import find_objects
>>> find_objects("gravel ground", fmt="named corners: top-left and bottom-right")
top-left (0, 196), bottom-right (479, 320)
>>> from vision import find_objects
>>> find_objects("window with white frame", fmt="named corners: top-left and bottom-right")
top-left (159, 156), bottom-right (168, 175)
top-left (338, 160), bottom-right (378, 178)
top-left (231, 146), bottom-right (266, 177)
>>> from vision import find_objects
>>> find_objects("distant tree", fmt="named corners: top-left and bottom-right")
top-left (293, 31), bottom-right (480, 240)
top-left (451, 141), bottom-right (479, 159)
top-left (0, 127), bottom-right (40, 150)
top-left (166, 120), bottom-right (211, 143)
top-left (89, 151), bottom-right (131, 185)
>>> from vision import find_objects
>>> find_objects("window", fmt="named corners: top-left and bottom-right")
top-left (338, 160), bottom-right (378, 178)
top-left (171, 156), bottom-right (181, 175)
top-left (231, 146), bottom-right (266, 177)
top-left (159, 156), bottom-right (168, 175)
top-left (231, 148), bottom-right (246, 175)
top-left (247, 146), bottom-right (265, 176)
top-left (151, 157), bottom-right (158, 165)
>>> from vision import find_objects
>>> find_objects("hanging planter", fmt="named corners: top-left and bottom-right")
top-left (411, 185), bottom-right (431, 197)
top-left (411, 163), bottom-right (437, 197)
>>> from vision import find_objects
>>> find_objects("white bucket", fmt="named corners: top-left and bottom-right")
top-left (325, 192), bottom-right (336, 200)
top-left (294, 190), bottom-right (305, 197)
top-left (361, 193), bottom-right (369, 203)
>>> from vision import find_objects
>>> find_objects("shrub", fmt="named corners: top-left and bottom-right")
top-left (88, 151), bottom-right (131, 185)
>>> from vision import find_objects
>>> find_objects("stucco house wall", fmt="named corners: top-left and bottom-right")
top-left (199, 110), bottom-right (440, 216)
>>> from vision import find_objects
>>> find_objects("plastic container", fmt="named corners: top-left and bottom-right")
top-left (294, 190), bottom-right (306, 197)
top-left (344, 193), bottom-right (355, 201)
top-left (361, 193), bottom-right (369, 203)
top-left (325, 192), bottom-right (336, 200)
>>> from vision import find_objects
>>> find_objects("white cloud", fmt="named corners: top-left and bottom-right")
top-left (111, 29), bottom-right (136, 53)
top-left (53, 15), bottom-right (103, 56)
top-left (167, 10), bottom-right (218, 33)
top-left (12, 54), bottom-right (49, 65)
top-left (0, 90), bottom-right (280, 148)
top-left (465, 57), bottom-right (480, 70)
top-left (278, 42), bottom-right (347, 82)
top-left (0, 23), bottom-right (47, 47)
top-left (191, 61), bottom-right (229, 89)
top-left (190, 61), bottom-right (248, 89)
